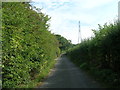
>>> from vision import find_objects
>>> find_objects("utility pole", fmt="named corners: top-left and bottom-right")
top-left (78, 21), bottom-right (82, 44)
top-left (118, 1), bottom-right (120, 21)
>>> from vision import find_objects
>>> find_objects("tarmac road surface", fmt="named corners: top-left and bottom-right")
top-left (39, 55), bottom-right (101, 88)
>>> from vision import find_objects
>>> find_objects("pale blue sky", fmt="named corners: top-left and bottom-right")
top-left (31, 0), bottom-right (119, 44)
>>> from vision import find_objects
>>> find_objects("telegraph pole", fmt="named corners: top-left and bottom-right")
top-left (78, 21), bottom-right (82, 44)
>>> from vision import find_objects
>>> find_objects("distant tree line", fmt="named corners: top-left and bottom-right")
top-left (55, 34), bottom-right (74, 53)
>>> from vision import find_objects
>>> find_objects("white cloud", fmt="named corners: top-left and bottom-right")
top-left (31, 0), bottom-right (118, 44)
top-left (80, 0), bottom-right (114, 9)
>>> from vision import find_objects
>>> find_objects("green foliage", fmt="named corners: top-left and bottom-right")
top-left (55, 34), bottom-right (74, 52)
top-left (66, 21), bottom-right (120, 88)
top-left (2, 2), bottom-right (60, 88)
top-left (79, 62), bottom-right (88, 70)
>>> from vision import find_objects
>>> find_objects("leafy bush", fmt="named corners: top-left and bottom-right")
top-left (66, 21), bottom-right (120, 88)
top-left (2, 2), bottom-right (60, 88)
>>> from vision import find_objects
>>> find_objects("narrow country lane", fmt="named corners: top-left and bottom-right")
top-left (39, 55), bottom-right (102, 88)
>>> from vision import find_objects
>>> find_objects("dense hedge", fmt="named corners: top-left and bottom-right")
top-left (2, 2), bottom-right (60, 88)
top-left (66, 21), bottom-right (120, 88)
